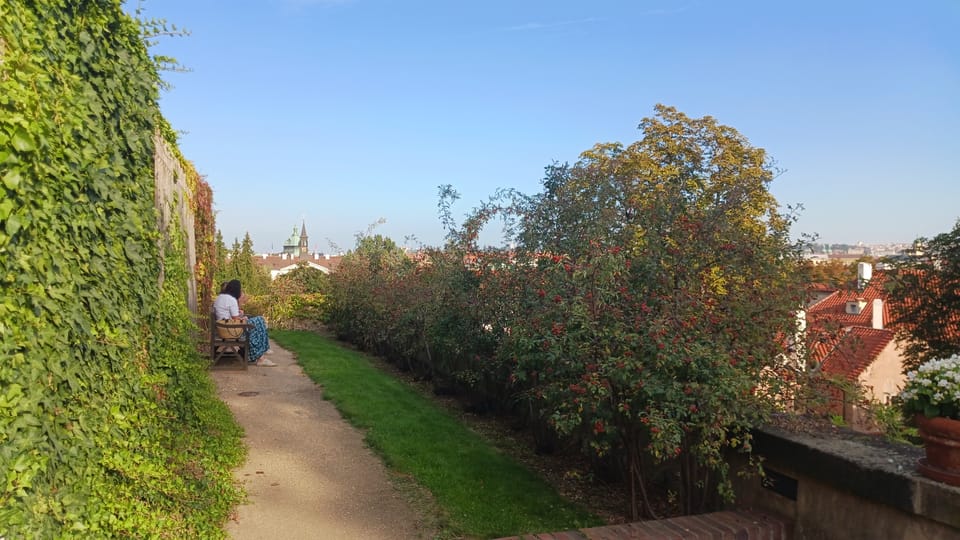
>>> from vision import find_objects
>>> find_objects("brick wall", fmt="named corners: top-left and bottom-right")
top-left (497, 510), bottom-right (787, 540)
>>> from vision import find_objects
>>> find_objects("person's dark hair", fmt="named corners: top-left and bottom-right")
top-left (223, 279), bottom-right (242, 300)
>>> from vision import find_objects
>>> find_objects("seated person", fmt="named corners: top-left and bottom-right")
top-left (214, 279), bottom-right (276, 367)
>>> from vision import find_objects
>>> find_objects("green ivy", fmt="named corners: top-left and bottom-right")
top-left (0, 2), bottom-right (243, 537)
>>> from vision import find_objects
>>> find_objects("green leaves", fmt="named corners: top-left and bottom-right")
top-left (4, 214), bottom-right (21, 236)
top-left (324, 105), bottom-right (808, 518)
top-left (886, 219), bottom-right (960, 371)
top-left (9, 128), bottom-right (36, 153)
top-left (1, 2), bottom-right (241, 537)
top-left (2, 169), bottom-right (22, 190)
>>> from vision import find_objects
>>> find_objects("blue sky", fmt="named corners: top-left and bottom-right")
top-left (143, 0), bottom-right (959, 254)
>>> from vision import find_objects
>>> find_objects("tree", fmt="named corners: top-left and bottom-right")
top-left (263, 262), bottom-right (330, 328)
top-left (212, 230), bottom-right (229, 289)
top-left (498, 105), bottom-right (808, 516)
top-left (804, 258), bottom-right (858, 289)
top-left (216, 232), bottom-right (270, 295)
top-left (321, 105), bottom-right (811, 518)
top-left (325, 233), bottom-right (413, 350)
top-left (274, 262), bottom-right (330, 295)
top-left (353, 234), bottom-right (411, 273)
top-left (887, 219), bottom-right (960, 370)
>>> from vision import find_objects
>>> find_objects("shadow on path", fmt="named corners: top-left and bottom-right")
top-left (211, 340), bottom-right (426, 540)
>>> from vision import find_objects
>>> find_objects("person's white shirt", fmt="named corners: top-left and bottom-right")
top-left (213, 293), bottom-right (241, 320)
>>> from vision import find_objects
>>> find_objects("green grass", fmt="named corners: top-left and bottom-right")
top-left (272, 330), bottom-right (600, 539)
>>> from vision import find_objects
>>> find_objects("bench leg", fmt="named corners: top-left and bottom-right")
top-left (212, 342), bottom-right (248, 370)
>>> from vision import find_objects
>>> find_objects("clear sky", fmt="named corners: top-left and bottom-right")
top-left (143, 0), bottom-right (959, 254)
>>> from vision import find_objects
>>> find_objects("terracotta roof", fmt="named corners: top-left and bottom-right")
top-left (804, 272), bottom-right (902, 381)
top-left (808, 282), bottom-right (837, 293)
top-left (806, 274), bottom-right (891, 329)
top-left (817, 327), bottom-right (896, 381)
top-left (254, 254), bottom-right (344, 273)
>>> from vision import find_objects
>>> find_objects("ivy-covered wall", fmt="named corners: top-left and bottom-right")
top-left (155, 132), bottom-right (199, 313)
top-left (0, 2), bottom-right (243, 537)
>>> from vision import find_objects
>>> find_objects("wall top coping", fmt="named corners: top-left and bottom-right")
top-left (754, 422), bottom-right (960, 530)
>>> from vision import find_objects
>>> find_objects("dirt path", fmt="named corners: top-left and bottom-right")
top-left (211, 340), bottom-right (427, 540)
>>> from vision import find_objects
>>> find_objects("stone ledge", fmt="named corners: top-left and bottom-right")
top-left (752, 424), bottom-right (960, 531)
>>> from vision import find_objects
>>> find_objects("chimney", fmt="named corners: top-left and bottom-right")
top-left (872, 299), bottom-right (884, 329)
top-left (857, 262), bottom-right (872, 291)
top-left (325, 253), bottom-right (330, 260)
top-left (793, 309), bottom-right (807, 370)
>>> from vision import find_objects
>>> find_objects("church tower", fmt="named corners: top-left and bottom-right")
top-left (282, 226), bottom-right (299, 256)
top-left (298, 221), bottom-right (309, 258)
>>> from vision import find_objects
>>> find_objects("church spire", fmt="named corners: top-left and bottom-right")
top-left (298, 220), bottom-right (309, 258)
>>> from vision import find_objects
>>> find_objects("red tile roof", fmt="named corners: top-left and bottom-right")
top-left (254, 254), bottom-right (344, 273)
top-left (808, 282), bottom-right (837, 293)
top-left (817, 327), bottom-right (896, 381)
top-left (806, 273), bottom-right (891, 329)
top-left (805, 272), bottom-right (902, 381)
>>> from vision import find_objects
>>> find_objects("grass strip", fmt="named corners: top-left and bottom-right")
top-left (272, 330), bottom-right (600, 539)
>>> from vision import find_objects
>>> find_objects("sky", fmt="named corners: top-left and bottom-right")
top-left (141, 0), bottom-right (960, 254)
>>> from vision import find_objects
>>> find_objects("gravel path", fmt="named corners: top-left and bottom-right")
top-left (211, 340), bottom-right (427, 540)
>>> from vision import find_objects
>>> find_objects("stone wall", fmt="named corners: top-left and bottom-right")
top-left (733, 425), bottom-right (960, 539)
top-left (154, 133), bottom-right (198, 313)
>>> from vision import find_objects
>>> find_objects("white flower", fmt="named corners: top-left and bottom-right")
top-left (898, 355), bottom-right (960, 416)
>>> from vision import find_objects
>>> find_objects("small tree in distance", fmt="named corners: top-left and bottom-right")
top-left (215, 232), bottom-right (270, 296)
top-left (265, 262), bottom-right (330, 328)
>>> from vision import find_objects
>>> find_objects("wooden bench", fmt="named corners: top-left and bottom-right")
top-left (210, 312), bottom-right (253, 370)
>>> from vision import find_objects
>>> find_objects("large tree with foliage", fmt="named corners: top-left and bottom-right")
top-left (887, 219), bottom-right (960, 370)
top-left (490, 105), bottom-right (808, 516)
top-left (322, 105), bottom-right (810, 519)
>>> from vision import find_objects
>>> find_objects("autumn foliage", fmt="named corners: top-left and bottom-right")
top-left (325, 106), bottom-right (809, 517)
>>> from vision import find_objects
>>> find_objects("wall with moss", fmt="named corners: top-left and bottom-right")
top-left (0, 2), bottom-right (242, 537)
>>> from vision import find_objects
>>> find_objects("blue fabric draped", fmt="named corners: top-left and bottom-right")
top-left (246, 315), bottom-right (270, 361)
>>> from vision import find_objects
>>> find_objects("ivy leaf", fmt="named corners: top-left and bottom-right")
top-left (0, 198), bottom-right (13, 219)
top-left (124, 239), bottom-right (143, 263)
top-left (3, 169), bottom-right (22, 190)
top-left (11, 128), bottom-right (37, 153)
top-left (0, 384), bottom-right (23, 408)
top-left (5, 214), bottom-right (22, 236)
